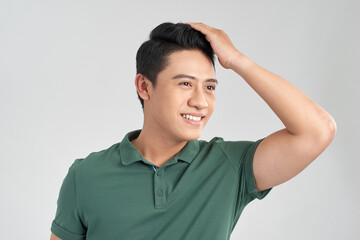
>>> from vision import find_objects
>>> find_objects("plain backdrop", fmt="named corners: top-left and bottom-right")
top-left (1, 0), bottom-right (359, 239)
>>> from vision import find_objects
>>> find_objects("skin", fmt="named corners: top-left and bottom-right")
top-left (51, 22), bottom-right (337, 239)
top-left (50, 233), bottom-right (61, 240)
top-left (131, 50), bottom-right (217, 167)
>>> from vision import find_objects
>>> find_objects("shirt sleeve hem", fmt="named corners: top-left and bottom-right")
top-left (246, 138), bottom-right (272, 200)
top-left (51, 221), bottom-right (86, 240)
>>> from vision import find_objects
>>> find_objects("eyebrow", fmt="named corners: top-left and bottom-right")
top-left (172, 74), bottom-right (218, 85)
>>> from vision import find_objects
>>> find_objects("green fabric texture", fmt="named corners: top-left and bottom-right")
top-left (51, 129), bottom-right (271, 240)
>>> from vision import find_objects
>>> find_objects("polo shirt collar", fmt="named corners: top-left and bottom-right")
top-left (120, 129), bottom-right (200, 166)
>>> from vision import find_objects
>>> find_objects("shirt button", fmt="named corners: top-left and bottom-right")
top-left (157, 190), bottom-right (163, 196)
top-left (157, 171), bottom-right (161, 176)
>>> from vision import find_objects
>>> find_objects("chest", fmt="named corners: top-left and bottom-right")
top-left (77, 157), bottom-right (239, 239)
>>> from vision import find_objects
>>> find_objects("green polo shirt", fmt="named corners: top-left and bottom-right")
top-left (51, 129), bottom-right (271, 240)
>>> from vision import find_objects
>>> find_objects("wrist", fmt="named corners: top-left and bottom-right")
top-left (229, 52), bottom-right (254, 76)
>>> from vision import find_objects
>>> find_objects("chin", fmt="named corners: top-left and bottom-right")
top-left (181, 131), bottom-right (202, 141)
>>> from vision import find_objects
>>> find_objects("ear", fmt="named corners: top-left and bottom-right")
top-left (134, 73), bottom-right (153, 102)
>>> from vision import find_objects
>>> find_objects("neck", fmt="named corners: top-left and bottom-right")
top-left (131, 123), bottom-right (188, 168)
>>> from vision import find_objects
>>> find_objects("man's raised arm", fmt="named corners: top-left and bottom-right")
top-left (187, 22), bottom-right (336, 191)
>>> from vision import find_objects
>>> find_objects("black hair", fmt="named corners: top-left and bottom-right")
top-left (135, 22), bottom-right (215, 110)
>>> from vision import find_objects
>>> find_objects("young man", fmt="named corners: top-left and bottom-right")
top-left (50, 22), bottom-right (336, 240)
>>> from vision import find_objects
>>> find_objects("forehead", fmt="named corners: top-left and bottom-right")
top-left (161, 50), bottom-right (216, 78)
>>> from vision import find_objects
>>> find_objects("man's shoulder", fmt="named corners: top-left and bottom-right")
top-left (198, 136), bottom-right (258, 148)
top-left (198, 136), bottom-right (263, 159)
top-left (71, 142), bottom-right (121, 172)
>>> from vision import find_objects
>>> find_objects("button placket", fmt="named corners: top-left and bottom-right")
top-left (153, 166), bottom-right (166, 208)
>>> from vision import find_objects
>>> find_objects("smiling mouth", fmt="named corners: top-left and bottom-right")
top-left (181, 114), bottom-right (205, 122)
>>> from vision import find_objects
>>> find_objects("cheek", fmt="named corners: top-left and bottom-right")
top-left (156, 90), bottom-right (184, 116)
top-left (207, 95), bottom-right (216, 108)
top-left (165, 88), bottom-right (189, 105)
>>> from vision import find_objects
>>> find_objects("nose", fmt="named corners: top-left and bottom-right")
top-left (188, 86), bottom-right (208, 109)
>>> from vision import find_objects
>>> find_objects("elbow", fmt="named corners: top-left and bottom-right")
top-left (316, 115), bottom-right (337, 146)
top-left (329, 115), bottom-right (337, 139)
top-left (293, 114), bottom-right (337, 162)
top-left (325, 115), bottom-right (337, 142)
top-left (302, 115), bottom-right (337, 161)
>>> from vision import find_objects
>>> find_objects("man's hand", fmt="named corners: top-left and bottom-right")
top-left (187, 22), bottom-right (242, 69)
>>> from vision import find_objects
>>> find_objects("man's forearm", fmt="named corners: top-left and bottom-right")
top-left (230, 52), bottom-right (336, 139)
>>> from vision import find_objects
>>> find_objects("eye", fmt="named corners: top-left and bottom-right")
top-left (181, 82), bottom-right (191, 87)
top-left (206, 85), bottom-right (216, 91)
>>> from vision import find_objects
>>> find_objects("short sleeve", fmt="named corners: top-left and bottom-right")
top-left (218, 138), bottom-right (272, 231)
top-left (218, 138), bottom-right (272, 201)
top-left (51, 159), bottom-right (86, 240)
top-left (241, 138), bottom-right (272, 200)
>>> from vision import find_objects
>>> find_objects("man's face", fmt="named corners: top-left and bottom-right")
top-left (144, 49), bottom-right (217, 142)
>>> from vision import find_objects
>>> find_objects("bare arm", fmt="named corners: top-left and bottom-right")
top-left (50, 233), bottom-right (62, 240)
top-left (230, 54), bottom-right (336, 191)
top-left (187, 22), bottom-right (336, 191)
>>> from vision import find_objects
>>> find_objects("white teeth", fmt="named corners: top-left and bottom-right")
top-left (182, 114), bottom-right (202, 122)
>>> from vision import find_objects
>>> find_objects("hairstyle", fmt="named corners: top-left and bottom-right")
top-left (135, 22), bottom-right (215, 110)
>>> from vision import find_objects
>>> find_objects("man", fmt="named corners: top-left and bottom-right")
top-left (50, 22), bottom-right (336, 240)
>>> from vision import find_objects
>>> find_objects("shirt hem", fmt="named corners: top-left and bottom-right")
top-left (51, 221), bottom-right (86, 240)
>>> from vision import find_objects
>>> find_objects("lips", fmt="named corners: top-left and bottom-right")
top-left (181, 114), bottom-right (201, 122)
top-left (181, 113), bottom-right (206, 121)
top-left (180, 113), bottom-right (205, 117)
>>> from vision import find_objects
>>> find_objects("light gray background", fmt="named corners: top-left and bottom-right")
top-left (0, 0), bottom-right (359, 239)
